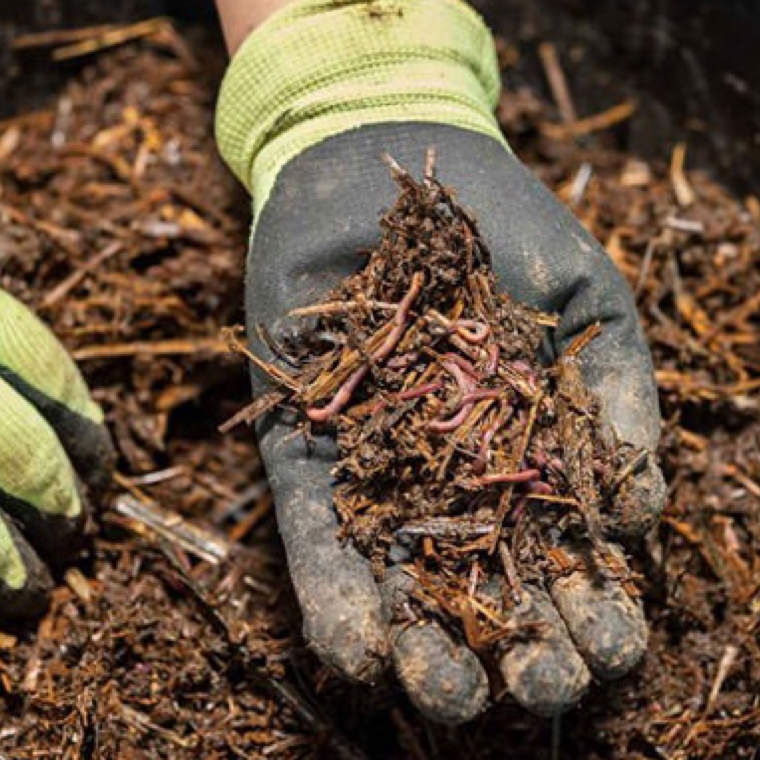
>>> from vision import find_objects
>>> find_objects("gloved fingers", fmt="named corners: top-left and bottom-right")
top-left (392, 622), bottom-right (489, 725)
top-left (549, 543), bottom-right (647, 680)
top-left (0, 376), bottom-right (84, 565)
top-left (499, 585), bottom-right (590, 717)
top-left (379, 568), bottom-right (488, 725)
top-left (0, 511), bottom-right (53, 619)
top-left (0, 291), bottom-right (114, 491)
top-left (258, 414), bottom-right (389, 683)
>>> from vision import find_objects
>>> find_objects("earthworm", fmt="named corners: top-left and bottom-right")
top-left (473, 468), bottom-right (541, 485)
top-left (454, 319), bottom-right (490, 344)
top-left (373, 272), bottom-right (424, 362)
top-left (370, 381), bottom-right (443, 416)
top-left (429, 359), bottom-right (479, 432)
top-left (430, 386), bottom-right (500, 432)
top-left (306, 365), bottom-right (369, 422)
top-left (398, 382), bottom-right (443, 401)
top-left (441, 354), bottom-right (480, 382)
top-left (306, 272), bottom-right (424, 421)
top-left (432, 357), bottom-right (500, 433)
top-left (459, 388), bottom-right (502, 406)
top-left (441, 359), bottom-right (477, 394)
top-left (429, 403), bottom-right (474, 433)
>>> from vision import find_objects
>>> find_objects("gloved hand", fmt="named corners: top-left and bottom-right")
top-left (0, 291), bottom-right (114, 618)
top-left (215, 0), bottom-right (666, 722)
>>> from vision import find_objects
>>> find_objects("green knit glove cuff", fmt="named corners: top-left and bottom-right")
top-left (215, 0), bottom-right (507, 217)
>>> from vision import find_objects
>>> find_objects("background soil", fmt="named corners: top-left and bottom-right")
top-left (4, 1), bottom-right (760, 193)
top-left (0, 5), bottom-right (758, 760)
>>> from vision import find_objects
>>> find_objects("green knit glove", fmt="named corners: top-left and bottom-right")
top-left (216, 0), bottom-right (507, 220)
top-left (0, 290), bottom-right (114, 617)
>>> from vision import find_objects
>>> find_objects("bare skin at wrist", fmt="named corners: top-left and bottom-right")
top-left (215, 0), bottom-right (294, 54)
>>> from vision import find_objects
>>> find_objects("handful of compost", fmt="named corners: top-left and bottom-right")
top-left (241, 156), bottom-right (652, 716)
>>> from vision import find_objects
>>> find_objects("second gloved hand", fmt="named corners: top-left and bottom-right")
top-left (0, 291), bottom-right (114, 617)
top-left (215, 0), bottom-right (666, 723)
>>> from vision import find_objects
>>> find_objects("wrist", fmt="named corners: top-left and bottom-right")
top-left (215, 0), bottom-right (293, 53)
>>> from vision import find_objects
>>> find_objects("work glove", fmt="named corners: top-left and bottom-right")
top-left (216, 0), bottom-right (666, 722)
top-left (0, 291), bottom-right (114, 618)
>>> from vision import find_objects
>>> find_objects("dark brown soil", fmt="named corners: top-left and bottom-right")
top-left (0, 21), bottom-right (758, 760)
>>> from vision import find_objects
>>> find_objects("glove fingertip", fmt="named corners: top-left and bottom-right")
top-left (499, 586), bottom-right (590, 717)
top-left (380, 568), bottom-right (488, 724)
top-left (0, 513), bottom-right (52, 619)
top-left (262, 423), bottom-right (390, 683)
top-left (306, 605), bottom-right (388, 684)
top-left (69, 420), bottom-right (116, 494)
top-left (550, 551), bottom-right (648, 680)
top-left (392, 622), bottom-right (489, 725)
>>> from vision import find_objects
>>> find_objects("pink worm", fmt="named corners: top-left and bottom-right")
top-left (475, 468), bottom-right (541, 485)
top-left (306, 273), bottom-right (423, 421)
top-left (398, 382), bottom-right (443, 401)
top-left (306, 365), bottom-right (369, 422)
top-left (429, 403), bottom-right (474, 433)
top-left (373, 272), bottom-right (424, 362)
top-left (441, 357), bottom-right (479, 389)
top-left (454, 319), bottom-right (490, 344)
top-left (368, 381), bottom-right (442, 416)
top-left (431, 358), bottom-right (500, 433)
top-left (429, 360), bottom-right (478, 433)
top-left (459, 388), bottom-right (502, 406)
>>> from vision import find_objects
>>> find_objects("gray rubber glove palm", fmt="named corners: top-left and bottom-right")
top-left (0, 291), bottom-right (114, 617)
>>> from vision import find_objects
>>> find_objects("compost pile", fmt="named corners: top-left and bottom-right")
top-left (0, 20), bottom-right (758, 760)
top-left (251, 156), bottom-right (642, 653)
